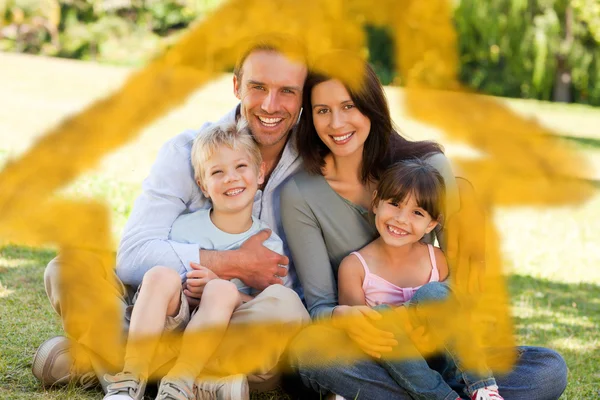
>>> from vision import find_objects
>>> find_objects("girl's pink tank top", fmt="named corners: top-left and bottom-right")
top-left (351, 244), bottom-right (440, 307)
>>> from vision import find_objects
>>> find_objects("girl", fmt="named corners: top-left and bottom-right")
top-left (337, 159), bottom-right (502, 400)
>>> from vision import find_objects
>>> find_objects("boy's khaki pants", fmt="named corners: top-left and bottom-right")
top-left (44, 252), bottom-right (310, 392)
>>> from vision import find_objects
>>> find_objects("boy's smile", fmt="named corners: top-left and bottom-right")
top-left (199, 145), bottom-right (265, 216)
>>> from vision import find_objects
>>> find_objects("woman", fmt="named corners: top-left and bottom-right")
top-left (280, 52), bottom-right (567, 399)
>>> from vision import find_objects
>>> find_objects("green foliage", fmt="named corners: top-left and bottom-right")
top-left (1, 0), bottom-right (599, 106)
top-left (0, 0), bottom-right (216, 64)
top-left (365, 24), bottom-right (396, 86)
top-left (455, 0), bottom-right (600, 105)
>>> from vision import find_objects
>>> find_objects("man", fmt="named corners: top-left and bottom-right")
top-left (34, 38), bottom-right (310, 397)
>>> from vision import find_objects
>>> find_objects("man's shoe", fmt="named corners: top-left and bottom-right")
top-left (103, 372), bottom-right (146, 400)
top-left (195, 374), bottom-right (249, 400)
top-left (32, 336), bottom-right (99, 389)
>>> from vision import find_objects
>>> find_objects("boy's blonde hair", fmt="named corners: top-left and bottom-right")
top-left (191, 119), bottom-right (262, 187)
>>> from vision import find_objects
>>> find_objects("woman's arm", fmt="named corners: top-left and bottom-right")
top-left (424, 152), bottom-right (460, 252)
top-left (338, 255), bottom-right (367, 306)
top-left (281, 178), bottom-right (339, 320)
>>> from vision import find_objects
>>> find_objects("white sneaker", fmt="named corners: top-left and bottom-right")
top-left (195, 374), bottom-right (249, 400)
top-left (103, 372), bottom-right (146, 400)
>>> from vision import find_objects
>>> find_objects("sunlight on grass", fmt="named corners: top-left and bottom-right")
top-left (496, 190), bottom-right (600, 285)
top-left (551, 337), bottom-right (599, 353)
top-left (0, 257), bottom-right (37, 269)
top-left (0, 281), bottom-right (14, 298)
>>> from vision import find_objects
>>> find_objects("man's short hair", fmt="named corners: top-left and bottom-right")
top-left (191, 119), bottom-right (262, 187)
top-left (233, 34), bottom-right (308, 81)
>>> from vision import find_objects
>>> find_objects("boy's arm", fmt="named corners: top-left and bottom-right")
top-left (338, 255), bottom-right (367, 307)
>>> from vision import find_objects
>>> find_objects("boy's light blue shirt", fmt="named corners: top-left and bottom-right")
top-left (169, 209), bottom-right (286, 295)
top-left (116, 106), bottom-right (303, 293)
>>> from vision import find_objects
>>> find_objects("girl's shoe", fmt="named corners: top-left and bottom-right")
top-left (471, 387), bottom-right (504, 400)
top-left (103, 372), bottom-right (146, 400)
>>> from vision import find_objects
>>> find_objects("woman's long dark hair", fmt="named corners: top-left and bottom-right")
top-left (297, 55), bottom-right (442, 184)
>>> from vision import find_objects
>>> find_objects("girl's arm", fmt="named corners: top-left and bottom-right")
top-left (338, 255), bottom-right (367, 306)
top-left (434, 246), bottom-right (450, 281)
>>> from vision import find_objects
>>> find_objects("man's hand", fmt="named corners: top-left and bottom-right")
top-left (199, 229), bottom-right (288, 291)
top-left (333, 305), bottom-right (397, 359)
top-left (183, 263), bottom-right (218, 300)
top-left (446, 177), bottom-right (487, 294)
top-left (232, 229), bottom-right (289, 289)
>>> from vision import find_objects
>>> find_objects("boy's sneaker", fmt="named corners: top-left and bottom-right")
top-left (156, 376), bottom-right (196, 400)
top-left (195, 374), bottom-right (249, 400)
top-left (471, 386), bottom-right (504, 400)
top-left (32, 336), bottom-right (99, 389)
top-left (103, 372), bottom-right (146, 400)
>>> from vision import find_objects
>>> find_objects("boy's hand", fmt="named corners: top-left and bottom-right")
top-left (184, 263), bottom-right (218, 298)
top-left (182, 283), bottom-right (200, 308)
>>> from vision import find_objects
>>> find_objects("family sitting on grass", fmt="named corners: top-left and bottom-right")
top-left (33, 37), bottom-right (568, 400)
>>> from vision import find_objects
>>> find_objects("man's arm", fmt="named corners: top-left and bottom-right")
top-left (197, 230), bottom-right (288, 289)
top-left (116, 131), bottom-right (207, 287)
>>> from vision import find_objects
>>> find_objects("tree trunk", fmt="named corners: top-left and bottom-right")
top-left (553, 4), bottom-right (573, 103)
top-left (553, 56), bottom-right (572, 103)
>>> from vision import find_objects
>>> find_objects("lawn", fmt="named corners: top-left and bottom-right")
top-left (1, 53), bottom-right (599, 399)
top-left (1, 144), bottom-right (599, 399)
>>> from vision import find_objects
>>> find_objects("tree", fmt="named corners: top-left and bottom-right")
top-left (454, 0), bottom-right (600, 105)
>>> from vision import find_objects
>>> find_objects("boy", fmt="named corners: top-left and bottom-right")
top-left (104, 119), bottom-right (286, 400)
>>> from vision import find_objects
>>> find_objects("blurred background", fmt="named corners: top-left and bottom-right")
top-left (1, 0), bottom-right (599, 104)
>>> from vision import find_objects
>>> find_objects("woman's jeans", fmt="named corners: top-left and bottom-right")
top-left (289, 282), bottom-right (568, 399)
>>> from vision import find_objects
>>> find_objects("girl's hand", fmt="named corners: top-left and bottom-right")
top-left (184, 263), bottom-right (218, 298)
top-left (333, 305), bottom-right (398, 359)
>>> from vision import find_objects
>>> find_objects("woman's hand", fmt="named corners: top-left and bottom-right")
top-left (333, 305), bottom-right (398, 359)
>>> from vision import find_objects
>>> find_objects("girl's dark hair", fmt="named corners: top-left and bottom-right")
top-left (374, 159), bottom-right (446, 221)
top-left (297, 53), bottom-right (443, 184)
